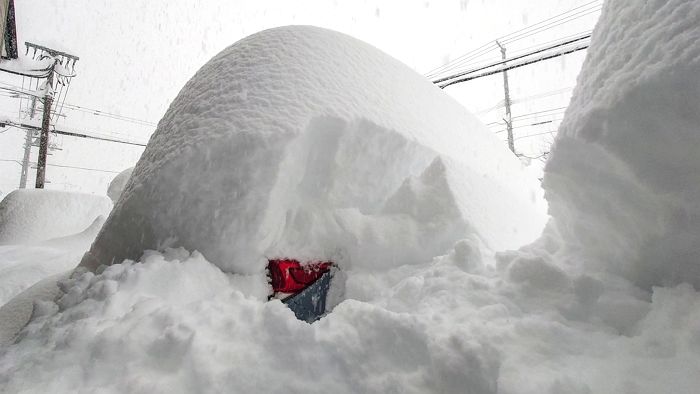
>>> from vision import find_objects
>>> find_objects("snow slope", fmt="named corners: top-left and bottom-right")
top-left (543, 0), bottom-right (700, 289)
top-left (80, 25), bottom-right (546, 275)
top-left (0, 189), bottom-right (111, 245)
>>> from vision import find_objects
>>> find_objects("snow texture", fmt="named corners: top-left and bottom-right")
top-left (106, 167), bottom-right (134, 203)
top-left (0, 189), bottom-right (111, 245)
top-left (4, 2), bottom-right (700, 393)
top-left (80, 25), bottom-right (546, 275)
top-left (0, 216), bottom-right (104, 306)
top-left (0, 215), bottom-right (106, 345)
top-left (543, 0), bottom-right (700, 289)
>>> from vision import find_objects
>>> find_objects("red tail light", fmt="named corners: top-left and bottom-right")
top-left (268, 259), bottom-right (332, 294)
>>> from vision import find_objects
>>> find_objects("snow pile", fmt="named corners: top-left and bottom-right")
top-left (80, 25), bottom-right (546, 274)
top-left (106, 168), bottom-right (134, 203)
top-left (3, 248), bottom-right (700, 393)
top-left (0, 216), bottom-right (103, 306)
top-left (543, 0), bottom-right (700, 289)
top-left (0, 189), bottom-right (111, 245)
top-left (0, 211), bottom-right (107, 340)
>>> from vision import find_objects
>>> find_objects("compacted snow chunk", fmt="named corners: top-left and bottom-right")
top-left (543, 0), bottom-right (700, 289)
top-left (106, 167), bottom-right (133, 203)
top-left (81, 26), bottom-right (546, 274)
top-left (0, 189), bottom-right (111, 245)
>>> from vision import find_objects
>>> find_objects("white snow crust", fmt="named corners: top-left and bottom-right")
top-left (80, 25), bottom-right (546, 274)
top-left (0, 189), bottom-right (111, 245)
top-left (542, 0), bottom-right (700, 289)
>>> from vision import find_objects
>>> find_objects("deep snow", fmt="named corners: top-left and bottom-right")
top-left (2, 0), bottom-right (700, 393)
top-left (80, 25), bottom-right (546, 275)
top-left (543, 0), bottom-right (700, 289)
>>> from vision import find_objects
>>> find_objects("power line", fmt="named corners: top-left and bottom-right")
top-left (43, 162), bottom-right (121, 174)
top-left (493, 117), bottom-right (565, 134)
top-left (434, 33), bottom-right (590, 85)
top-left (439, 27), bottom-right (595, 80)
top-left (500, 4), bottom-right (601, 45)
top-left (426, 42), bottom-right (498, 79)
top-left (425, 0), bottom-right (601, 80)
top-left (438, 39), bottom-right (589, 88)
top-left (0, 81), bottom-right (156, 127)
top-left (498, 0), bottom-right (600, 43)
top-left (0, 157), bottom-right (121, 174)
top-left (512, 106), bottom-right (568, 119)
top-left (514, 129), bottom-right (557, 141)
top-left (4, 121), bottom-right (148, 147)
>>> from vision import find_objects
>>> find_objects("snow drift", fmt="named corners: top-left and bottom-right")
top-left (0, 189), bottom-right (111, 245)
top-left (80, 25), bottom-right (546, 274)
top-left (543, 0), bottom-right (700, 289)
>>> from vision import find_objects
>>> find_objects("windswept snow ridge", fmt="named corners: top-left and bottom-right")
top-left (543, 0), bottom-right (700, 289)
top-left (80, 26), bottom-right (546, 274)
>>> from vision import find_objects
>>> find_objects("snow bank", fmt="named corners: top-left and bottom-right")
top-left (106, 167), bottom-right (134, 203)
top-left (0, 189), bottom-right (112, 245)
top-left (80, 26), bottom-right (546, 274)
top-left (543, 0), bottom-right (700, 289)
top-left (4, 248), bottom-right (700, 393)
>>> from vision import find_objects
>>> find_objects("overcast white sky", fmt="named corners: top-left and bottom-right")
top-left (0, 0), bottom-right (599, 196)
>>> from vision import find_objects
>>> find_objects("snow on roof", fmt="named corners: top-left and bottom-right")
top-left (80, 25), bottom-right (546, 274)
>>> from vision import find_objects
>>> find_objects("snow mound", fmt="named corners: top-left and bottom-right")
top-left (543, 0), bottom-right (700, 289)
top-left (81, 26), bottom-right (546, 274)
top-left (0, 189), bottom-right (112, 245)
top-left (106, 167), bottom-right (134, 203)
top-left (5, 248), bottom-right (700, 393)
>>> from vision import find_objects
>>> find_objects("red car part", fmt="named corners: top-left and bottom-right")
top-left (268, 259), bottom-right (333, 294)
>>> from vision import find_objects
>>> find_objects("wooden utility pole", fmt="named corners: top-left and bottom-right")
top-left (34, 59), bottom-right (56, 188)
top-left (18, 129), bottom-right (32, 188)
top-left (19, 96), bottom-right (39, 188)
top-left (496, 40), bottom-right (515, 153)
top-left (23, 41), bottom-right (79, 188)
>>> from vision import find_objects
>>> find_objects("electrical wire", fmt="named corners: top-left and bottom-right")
top-left (514, 129), bottom-right (557, 141)
top-left (0, 82), bottom-right (156, 127)
top-left (0, 157), bottom-right (121, 173)
top-left (425, 0), bottom-right (602, 80)
top-left (500, 4), bottom-right (601, 45)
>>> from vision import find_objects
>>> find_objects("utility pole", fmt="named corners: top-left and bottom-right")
top-left (19, 96), bottom-right (39, 188)
top-left (496, 40), bottom-right (515, 153)
top-left (23, 42), bottom-right (79, 188)
top-left (19, 129), bottom-right (33, 188)
top-left (34, 59), bottom-right (56, 188)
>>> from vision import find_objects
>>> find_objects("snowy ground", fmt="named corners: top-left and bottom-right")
top-left (1, 0), bottom-right (700, 393)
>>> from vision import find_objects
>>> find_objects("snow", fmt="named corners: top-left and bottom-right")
top-left (80, 25), bottom-right (546, 275)
top-left (106, 167), bottom-right (133, 203)
top-left (2, 1), bottom-right (700, 392)
top-left (542, 0), bottom-right (700, 289)
top-left (0, 216), bottom-right (103, 306)
top-left (0, 211), bottom-right (107, 343)
top-left (0, 189), bottom-right (111, 245)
